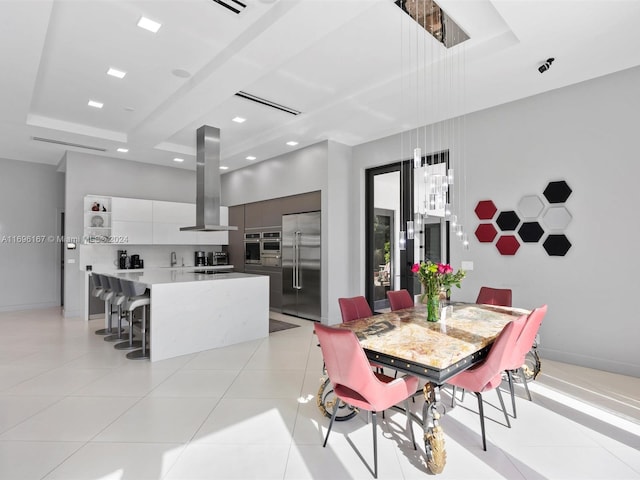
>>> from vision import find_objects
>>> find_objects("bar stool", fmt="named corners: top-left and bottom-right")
top-left (96, 274), bottom-right (123, 336)
top-left (90, 273), bottom-right (107, 335)
top-left (120, 278), bottom-right (151, 360)
top-left (104, 276), bottom-right (129, 343)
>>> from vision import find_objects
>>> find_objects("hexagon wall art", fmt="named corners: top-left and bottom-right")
top-left (474, 179), bottom-right (573, 256)
top-left (496, 210), bottom-right (521, 231)
top-left (543, 180), bottom-right (572, 203)
top-left (543, 234), bottom-right (572, 256)
top-left (475, 224), bottom-right (498, 243)
top-left (496, 235), bottom-right (520, 255)
top-left (518, 222), bottom-right (545, 243)
top-left (474, 200), bottom-right (497, 220)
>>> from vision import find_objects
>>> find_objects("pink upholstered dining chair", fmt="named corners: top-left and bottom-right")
top-left (337, 296), bottom-right (386, 373)
top-left (315, 323), bottom-right (419, 478)
top-left (446, 317), bottom-right (525, 451)
top-left (476, 287), bottom-right (513, 307)
top-left (386, 289), bottom-right (414, 311)
top-left (338, 296), bottom-right (373, 322)
top-left (504, 305), bottom-right (548, 418)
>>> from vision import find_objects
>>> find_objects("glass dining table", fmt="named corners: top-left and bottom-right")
top-left (336, 302), bottom-right (530, 474)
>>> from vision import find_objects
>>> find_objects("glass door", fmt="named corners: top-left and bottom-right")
top-left (365, 163), bottom-right (415, 311)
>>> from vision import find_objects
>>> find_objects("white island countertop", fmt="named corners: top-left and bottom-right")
top-left (90, 266), bottom-right (269, 362)
top-left (96, 267), bottom-right (257, 287)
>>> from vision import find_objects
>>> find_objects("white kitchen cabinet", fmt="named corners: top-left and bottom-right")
top-left (152, 222), bottom-right (198, 245)
top-left (152, 201), bottom-right (228, 245)
top-left (111, 197), bottom-right (153, 222)
top-left (112, 220), bottom-right (153, 244)
top-left (110, 197), bottom-right (153, 244)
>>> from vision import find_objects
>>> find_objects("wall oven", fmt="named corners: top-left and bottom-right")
top-left (244, 232), bottom-right (261, 265)
top-left (260, 231), bottom-right (281, 267)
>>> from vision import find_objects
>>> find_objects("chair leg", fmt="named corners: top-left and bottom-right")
top-left (372, 411), bottom-right (378, 479)
top-left (496, 387), bottom-right (511, 429)
top-left (323, 398), bottom-right (340, 447)
top-left (506, 369), bottom-right (517, 418)
top-left (476, 393), bottom-right (487, 451)
top-left (404, 399), bottom-right (416, 450)
top-left (451, 385), bottom-right (457, 408)
top-left (520, 367), bottom-right (532, 401)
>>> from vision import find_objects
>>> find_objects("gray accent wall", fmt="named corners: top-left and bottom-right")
top-left (352, 65), bottom-right (640, 377)
top-left (222, 140), bottom-right (351, 324)
top-left (0, 158), bottom-right (64, 311)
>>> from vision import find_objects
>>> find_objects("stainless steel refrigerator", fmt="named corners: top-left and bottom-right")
top-left (282, 211), bottom-right (321, 321)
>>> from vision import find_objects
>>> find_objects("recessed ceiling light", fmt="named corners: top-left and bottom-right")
top-left (286, 141), bottom-right (299, 146)
top-left (117, 148), bottom-right (129, 153)
top-left (107, 67), bottom-right (127, 79)
top-left (88, 100), bottom-right (103, 109)
top-left (246, 156), bottom-right (256, 161)
top-left (219, 166), bottom-right (229, 170)
top-left (173, 157), bottom-right (184, 163)
top-left (232, 117), bottom-right (246, 123)
top-left (137, 16), bottom-right (161, 33)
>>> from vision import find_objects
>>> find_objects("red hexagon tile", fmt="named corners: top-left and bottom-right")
top-left (474, 200), bottom-right (498, 220)
top-left (496, 235), bottom-right (520, 255)
top-left (475, 223), bottom-right (498, 243)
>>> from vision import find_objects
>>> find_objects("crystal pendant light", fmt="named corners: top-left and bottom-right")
top-left (455, 224), bottom-right (464, 237)
top-left (399, 230), bottom-right (406, 250)
top-left (450, 214), bottom-right (458, 227)
top-left (414, 212), bottom-right (423, 231)
top-left (413, 147), bottom-right (422, 168)
top-left (407, 220), bottom-right (415, 240)
top-left (462, 232), bottom-right (470, 250)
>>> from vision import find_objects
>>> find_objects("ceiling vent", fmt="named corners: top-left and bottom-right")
top-left (395, 0), bottom-right (469, 48)
top-left (235, 91), bottom-right (301, 116)
top-left (212, 0), bottom-right (246, 15)
top-left (31, 136), bottom-right (107, 152)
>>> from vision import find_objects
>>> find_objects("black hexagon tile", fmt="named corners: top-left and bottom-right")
top-left (518, 222), bottom-right (545, 243)
top-left (543, 234), bottom-right (572, 256)
top-left (543, 180), bottom-right (572, 204)
top-left (496, 210), bottom-right (520, 231)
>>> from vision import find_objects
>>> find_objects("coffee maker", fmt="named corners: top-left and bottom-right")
top-left (195, 251), bottom-right (206, 267)
top-left (118, 250), bottom-right (128, 269)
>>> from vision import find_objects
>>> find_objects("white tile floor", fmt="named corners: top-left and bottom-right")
top-left (0, 307), bottom-right (639, 479)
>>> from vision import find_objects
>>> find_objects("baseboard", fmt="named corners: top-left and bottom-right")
top-left (0, 302), bottom-right (60, 313)
top-left (541, 347), bottom-right (640, 378)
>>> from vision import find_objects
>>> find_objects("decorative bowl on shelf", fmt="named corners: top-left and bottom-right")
top-left (91, 215), bottom-right (104, 227)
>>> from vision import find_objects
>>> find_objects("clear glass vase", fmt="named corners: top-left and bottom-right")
top-left (426, 294), bottom-right (440, 322)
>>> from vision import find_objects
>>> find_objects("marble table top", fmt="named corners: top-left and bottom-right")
top-left (338, 303), bottom-right (530, 382)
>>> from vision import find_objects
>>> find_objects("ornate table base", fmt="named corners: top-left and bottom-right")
top-left (422, 382), bottom-right (447, 474)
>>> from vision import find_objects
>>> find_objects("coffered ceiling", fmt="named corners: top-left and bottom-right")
top-left (2, 0), bottom-right (640, 171)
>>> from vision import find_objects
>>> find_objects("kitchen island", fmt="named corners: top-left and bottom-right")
top-left (93, 268), bottom-right (269, 362)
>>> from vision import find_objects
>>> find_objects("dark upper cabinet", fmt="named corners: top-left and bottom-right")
top-left (281, 191), bottom-right (321, 215)
top-left (245, 197), bottom-right (286, 229)
top-left (228, 205), bottom-right (245, 272)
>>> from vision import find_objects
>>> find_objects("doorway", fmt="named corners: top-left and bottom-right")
top-left (365, 162), bottom-right (415, 310)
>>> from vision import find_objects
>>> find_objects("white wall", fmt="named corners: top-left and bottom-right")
top-left (0, 158), bottom-right (64, 311)
top-left (63, 152), bottom-right (205, 317)
top-left (352, 65), bottom-right (640, 377)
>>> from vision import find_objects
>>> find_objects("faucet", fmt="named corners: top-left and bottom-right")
top-left (170, 251), bottom-right (177, 267)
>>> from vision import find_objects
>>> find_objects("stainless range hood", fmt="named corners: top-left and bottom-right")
top-left (181, 125), bottom-right (237, 232)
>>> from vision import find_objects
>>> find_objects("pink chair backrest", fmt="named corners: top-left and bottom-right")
top-left (508, 305), bottom-right (547, 369)
top-left (476, 287), bottom-right (513, 307)
top-left (315, 323), bottom-right (379, 401)
top-left (387, 289), bottom-right (414, 311)
top-left (457, 318), bottom-right (523, 392)
top-left (338, 296), bottom-right (373, 322)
